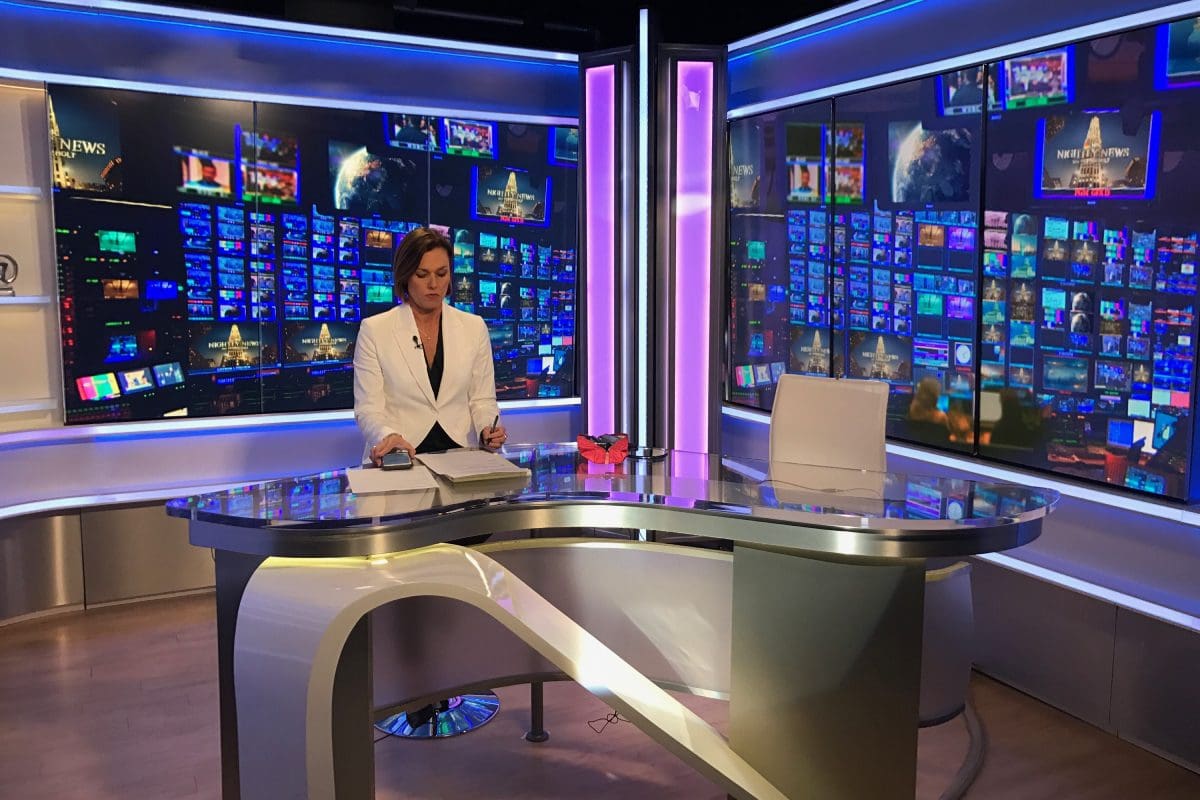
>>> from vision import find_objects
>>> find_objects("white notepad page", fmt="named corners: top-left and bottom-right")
top-left (416, 449), bottom-right (530, 483)
top-left (345, 465), bottom-right (440, 494)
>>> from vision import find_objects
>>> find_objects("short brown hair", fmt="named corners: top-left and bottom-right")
top-left (392, 227), bottom-right (452, 298)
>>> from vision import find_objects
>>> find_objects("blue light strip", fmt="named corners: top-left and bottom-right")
top-left (0, 398), bottom-right (579, 452)
top-left (728, 0), bottom-right (927, 63)
top-left (719, 404), bottom-right (1196, 522)
top-left (727, 0), bottom-right (1200, 119)
top-left (0, 184), bottom-right (42, 197)
top-left (0, 67), bottom-right (579, 125)
top-left (728, 0), bottom-right (895, 51)
top-left (24, 0), bottom-right (578, 65)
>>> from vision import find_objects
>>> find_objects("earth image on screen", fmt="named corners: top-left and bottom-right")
top-left (333, 147), bottom-right (417, 213)
top-left (891, 126), bottom-right (973, 204)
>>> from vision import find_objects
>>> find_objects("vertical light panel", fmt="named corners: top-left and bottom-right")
top-left (673, 61), bottom-right (714, 452)
top-left (585, 64), bottom-right (616, 434)
top-left (636, 8), bottom-right (650, 445)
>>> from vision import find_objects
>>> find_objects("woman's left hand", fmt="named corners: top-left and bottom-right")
top-left (481, 424), bottom-right (507, 451)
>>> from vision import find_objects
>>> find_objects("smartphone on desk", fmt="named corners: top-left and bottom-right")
top-left (380, 449), bottom-right (414, 470)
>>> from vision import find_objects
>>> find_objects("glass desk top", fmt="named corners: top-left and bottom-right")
top-left (168, 444), bottom-right (1057, 559)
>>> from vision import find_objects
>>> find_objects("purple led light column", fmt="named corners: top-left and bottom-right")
top-left (673, 61), bottom-right (714, 453)
top-left (584, 64), bottom-right (617, 435)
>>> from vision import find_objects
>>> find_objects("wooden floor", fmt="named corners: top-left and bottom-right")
top-left (1, 593), bottom-right (1197, 799)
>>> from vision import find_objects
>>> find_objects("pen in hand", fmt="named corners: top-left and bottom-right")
top-left (487, 414), bottom-right (500, 449)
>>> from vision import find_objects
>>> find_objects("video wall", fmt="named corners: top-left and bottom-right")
top-left (728, 17), bottom-right (1200, 500)
top-left (51, 86), bottom-right (578, 424)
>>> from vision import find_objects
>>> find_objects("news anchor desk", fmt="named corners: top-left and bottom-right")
top-left (168, 444), bottom-right (1056, 800)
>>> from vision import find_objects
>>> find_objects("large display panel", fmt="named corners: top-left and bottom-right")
top-left (50, 86), bottom-right (579, 423)
top-left (978, 22), bottom-right (1199, 499)
top-left (728, 101), bottom-right (834, 410)
top-left (727, 77), bottom-right (982, 453)
top-left (832, 77), bottom-right (983, 452)
top-left (726, 17), bottom-right (1200, 500)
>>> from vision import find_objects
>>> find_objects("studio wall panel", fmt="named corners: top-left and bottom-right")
top-left (0, 511), bottom-right (83, 623)
top-left (1112, 608), bottom-right (1200, 771)
top-left (971, 556), bottom-right (1116, 730)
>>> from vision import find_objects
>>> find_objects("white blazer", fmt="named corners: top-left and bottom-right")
top-left (353, 303), bottom-right (499, 458)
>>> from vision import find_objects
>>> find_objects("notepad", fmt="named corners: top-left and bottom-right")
top-left (345, 465), bottom-right (440, 494)
top-left (416, 449), bottom-right (531, 483)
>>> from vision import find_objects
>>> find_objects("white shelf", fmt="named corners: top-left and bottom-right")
top-left (0, 295), bottom-right (52, 306)
top-left (0, 184), bottom-right (43, 200)
top-left (0, 398), bottom-right (56, 415)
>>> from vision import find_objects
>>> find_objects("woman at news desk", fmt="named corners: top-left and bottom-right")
top-left (353, 226), bottom-right (507, 465)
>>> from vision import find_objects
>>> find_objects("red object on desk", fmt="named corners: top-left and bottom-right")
top-left (577, 433), bottom-right (629, 464)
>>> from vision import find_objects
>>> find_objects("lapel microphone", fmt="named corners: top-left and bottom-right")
top-left (412, 335), bottom-right (423, 350)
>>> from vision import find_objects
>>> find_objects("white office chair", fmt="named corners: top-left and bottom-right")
top-left (770, 374), bottom-right (984, 800)
top-left (769, 374), bottom-right (889, 470)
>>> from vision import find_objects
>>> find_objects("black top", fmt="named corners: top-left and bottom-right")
top-left (417, 313), bottom-right (462, 454)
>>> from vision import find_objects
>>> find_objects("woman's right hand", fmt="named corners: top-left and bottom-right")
top-left (370, 434), bottom-right (416, 467)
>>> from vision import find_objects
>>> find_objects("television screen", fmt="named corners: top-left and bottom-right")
top-left (189, 323), bottom-right (275, 371)
top-left (443, 118), bottom-right (496, 158)
top-left (1004, 48), bottom-right (1071, 109)
top-left (49, 85), bottom-right (124, 194)
top-left (1160, 17), bottom-right (1200, 89)
top-left (472, 165), bottom-right (550, 226)
top-left (97, 229), bottom-right (136, 254)
top-left (1037, 111), bottom-right (1158, 199)
top-left (832, 124), bottom-right (865, 204)
top-left (785, 123), bottom-right (824, 204)
top-left (242, 129), bottom-right (299, 204)
top-left (729, 119), bottom-right (762, 209)
top-left (551, 126), bottom-right (579, 164)
top-left (386, 114), bottom-right (440, 151)
top-left (283, 322), bottom-right (355, 364)
top-left (153, 361), bottom-right (185, 387)
top-left (76, 373), bottom-right (121, 402)
top-left (888, 122), bottom-right (974, 204)
top-left (328, 141), bottom-right (424, 216)
top-left (938, 65), bottom-right (1003, 116)
top-left (176, 148), bottom-right (234, 198)
top-left (117, 367), bottom-right (155, 394)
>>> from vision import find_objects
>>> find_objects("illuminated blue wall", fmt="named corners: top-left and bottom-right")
top-left (728, 0), bottom-right (1190, 111)
top-left (0, 0), bottom-right (579, 118)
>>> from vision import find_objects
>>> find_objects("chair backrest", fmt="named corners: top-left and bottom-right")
top-left (920, 561), bottom-right (974, 725)
top-left (769, 375), bottom-right (889, 471)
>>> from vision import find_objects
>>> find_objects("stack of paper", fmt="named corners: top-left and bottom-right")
top-left (416, 449), bottom-right (531, 483)
top-left (345, 465), bottom-right (440, 494)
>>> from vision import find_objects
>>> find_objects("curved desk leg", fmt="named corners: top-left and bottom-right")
top-left (730, 545), bottom-right (926, 800)
top-left (233, 544), bottom-right (789, 800)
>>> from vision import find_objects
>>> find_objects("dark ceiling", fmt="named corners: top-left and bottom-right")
top-left (138, 0), bottom-right (847, 52)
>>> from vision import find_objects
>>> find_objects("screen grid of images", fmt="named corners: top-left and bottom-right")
top-left (51, 87), bottom-right (579, 424)
top-left (727, 16), bottom-right (1200, 500)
